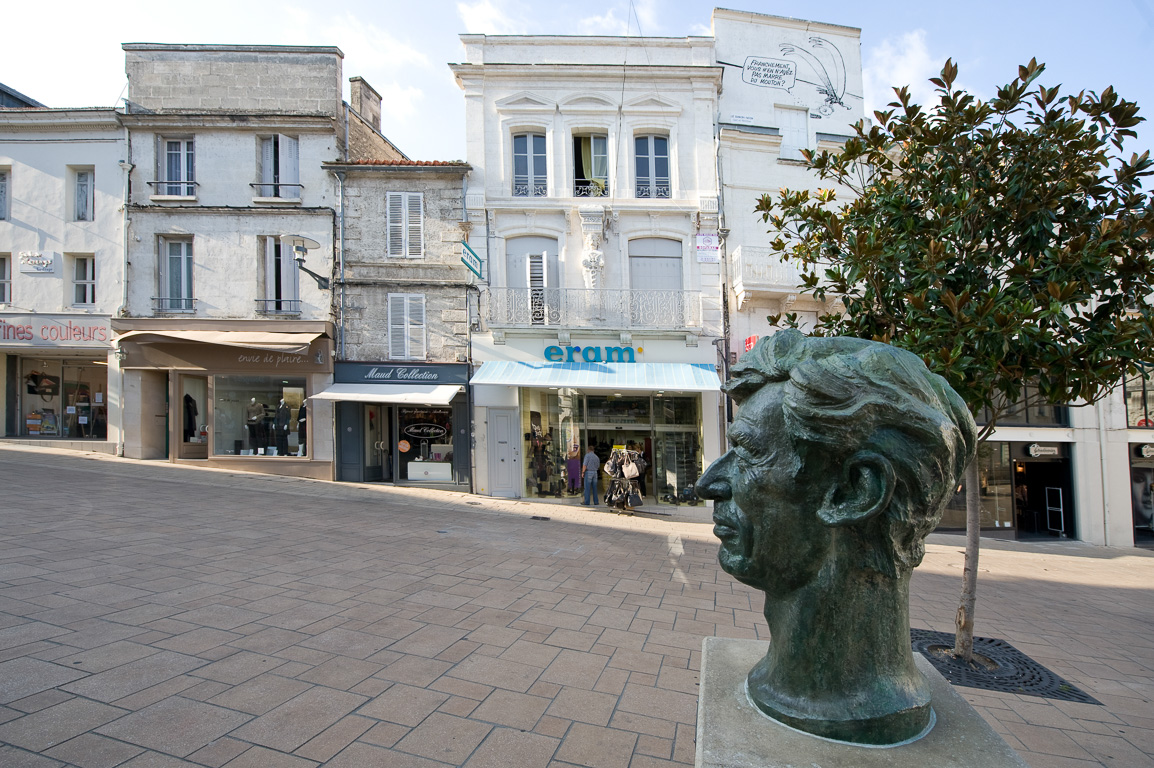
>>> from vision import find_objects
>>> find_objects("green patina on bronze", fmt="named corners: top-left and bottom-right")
top-left (697, 330), bottom-right (978, 745)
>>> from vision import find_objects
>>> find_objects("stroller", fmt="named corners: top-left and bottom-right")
top-left (603, 448), bottom-right (646, 514)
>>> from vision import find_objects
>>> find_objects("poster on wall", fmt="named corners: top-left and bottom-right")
top-left (1132, 466), bottom-right (1154, 529)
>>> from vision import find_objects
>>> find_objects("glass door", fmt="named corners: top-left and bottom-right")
top-left (179, 375), bottom-right (208, 459)
top-left (364, 405), bottom-right (391, 482)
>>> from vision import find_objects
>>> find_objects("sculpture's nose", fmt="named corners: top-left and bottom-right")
top-left (696, 454), bottom-right (731, 500)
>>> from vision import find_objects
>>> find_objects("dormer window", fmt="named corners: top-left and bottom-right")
top-left (513, 133), bottom-right (547, 197)
top-left (574, 134), bottom-right (608, 197)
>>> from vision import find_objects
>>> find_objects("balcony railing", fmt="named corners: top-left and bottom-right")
top-left (730, 245), bottom-right (805, 308)
top-left (152, 296), bottom-right (197, 313)
top-left (255, 298), bottom-right (302, 315)
top-left (487, 287), bottom-right (701, 330)
top-left (574, 179), bottom-right (610, 197)
top-left (250, 182), bottom-right (304, 199)
top-left (635, 180), bottom-right (671, 199)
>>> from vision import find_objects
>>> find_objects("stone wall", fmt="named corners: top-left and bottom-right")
top-left (124, 45), bottom-right (343, 117)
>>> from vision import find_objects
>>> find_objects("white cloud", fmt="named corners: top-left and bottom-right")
top-left (457, 0), bottom-right (527, 34)
top-left (863, 30), bottom-right (943, 116)
top-left (578, 9), bottom-right (629, 36)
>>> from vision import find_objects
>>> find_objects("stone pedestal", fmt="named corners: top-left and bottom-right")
top-left (697, 637), bottom-right (1027, 768)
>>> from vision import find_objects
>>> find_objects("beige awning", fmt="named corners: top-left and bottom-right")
top-left (116, 330), bottom-right (322, 354)
top-left (310, 383), bottom-right (463, 405)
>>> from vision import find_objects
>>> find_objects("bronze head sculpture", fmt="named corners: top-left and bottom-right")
top-left (696, 330), bottom-right (977, 745)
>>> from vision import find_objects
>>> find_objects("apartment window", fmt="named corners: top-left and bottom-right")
top-left (635, 135), bottom-right (670, 198)
top-left (574, 134), bottom-right (608, 197)
top-left (505, 236), bottom-right (559, 326)
top-left (259, 237), bottom-right (301, 314)
top-left (1, 168), bottom-right (11, 219)
top-left (0, 255), bottom-right (10, 304)
top-left (71, 256), bottom-right (95, 305)
top-left (513, 133), bottom-right (547, 197)
top-left (629, 238), bottom-right (684, 326)
top-left (386, 192), bottom-right (423, 258)
top-left (74, 168), bottom-right (94, 221)
top-left (258, 135), bottom-right (300, 198)
top-left (388, 293), bottom-right (426, 360)
top-left (157, 238), bottom-right (194, 312)
top-left (1126, 369), bottom-right (1154, 428)
top-left (159, 138), bottom-right (195, 196)
top-left (777, 107), bottom-right (808, 161)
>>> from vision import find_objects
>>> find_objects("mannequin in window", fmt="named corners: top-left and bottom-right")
top-left (274, 398), bottom-right (290, 456)
top-left (246, 397), bottom-right (265, 450)
top-left (297, 401), bottom-right (307, 456)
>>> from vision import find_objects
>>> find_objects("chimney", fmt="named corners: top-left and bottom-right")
top-left (349, 76), bottom-right (382, 132)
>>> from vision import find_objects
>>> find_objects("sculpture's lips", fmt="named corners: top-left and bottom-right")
top-left (712, 505), bottom-right (740, 539)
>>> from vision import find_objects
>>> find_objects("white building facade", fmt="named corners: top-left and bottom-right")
top-left (452, 35), bottom-right (726, 502)
top-left (0, 108), bottom-right (125, 451)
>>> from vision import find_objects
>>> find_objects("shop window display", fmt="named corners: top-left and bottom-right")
top-left (398, 406), bottom-right (454, 481)
top-left (939, 442), bottom-right (1014, 530)
top-left (521, 388), bottom-right (584, 498)
top-left (21, 359), bottom-right (107, 439)
top-left (214, 375), bottom-right (306, 456)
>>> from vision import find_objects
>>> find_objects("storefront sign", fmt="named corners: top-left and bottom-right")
top-left (1138, 444), bottom-right (1154, 459)
top-left (696, 233), bottom-right (721, 264)
top-left (403, 423), bottom-right (448, 440)
top-left (460, 241), bottom-right (484, 279)
top-left (544, 345), bottom-right (636, 363)
top-left (0, 314), bottom-right (112, 348)
top-left (335, 362), bottom-right (469, 385)
top-left (1026, 443), bottom-right (1060, 458)
top-left (120, 338), bottom-right (331, 373)
top-left (18, 252), bottom-right (57, 274)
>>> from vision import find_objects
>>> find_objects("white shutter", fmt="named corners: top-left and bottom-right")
top-left (528, 252), bottom-right (546, 288)
top-left (260, 138), bottom-right (276, 196)
top-left (408, 295), bottom-right (426, 359)
top-left (389, 294), bottom-right (409, 358)
top-left (279, 135), bottom-right (300, 195)
top-left (1, 170), bottom-right (10, 219)
top-left (284, 242), bottom-right (300, 300)
top-left (386, 192), bottom-right (404, 256)
top-left (406, 193), bottom-right (423, 258)
top-left (264, 237), bottom-right (277, 300)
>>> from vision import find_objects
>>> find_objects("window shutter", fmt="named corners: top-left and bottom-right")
top-left (260, 138), bottom-right (276, 196)
top-left (527, 252), bottom-right (546, 288)
top-left (408, 295), bottom-right (426, 359)
top-left (386, 192), bottom-right (404, 256)
top-left (264, 237), bottom-right (277, 300)
top-left (279, 135), bottom-right (300, 194)
top-left (389, 294), bottom-right (409, 358)
top-left (0, 171), bottom-right (7, 218)
top-left (406, 193), bottom-right (423, 258)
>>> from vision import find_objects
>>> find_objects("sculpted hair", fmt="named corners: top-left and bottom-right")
top-left (726, 330), bottom-right (978, 576)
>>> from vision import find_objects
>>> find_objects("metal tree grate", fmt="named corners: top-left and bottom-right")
top-left (910, 629), bottom-right (1100, 704)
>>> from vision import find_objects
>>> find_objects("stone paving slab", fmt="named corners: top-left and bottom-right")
top-left (0, 443), bottom-right (1151, 767)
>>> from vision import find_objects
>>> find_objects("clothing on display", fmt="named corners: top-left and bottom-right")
top-left (183, 393), bottom-right (199, 441)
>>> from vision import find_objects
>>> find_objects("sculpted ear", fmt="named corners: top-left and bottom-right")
top-left (817, 450), bottom-right (895, 526)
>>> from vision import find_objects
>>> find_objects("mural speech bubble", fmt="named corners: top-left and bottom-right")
top-left (741, 56), bottom-right (796, 90)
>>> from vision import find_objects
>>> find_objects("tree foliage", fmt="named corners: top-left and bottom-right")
top-left (756, 58), bottom-right (1154, 441)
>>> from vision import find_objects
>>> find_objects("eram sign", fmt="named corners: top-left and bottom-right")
top-left (544, 345), bottom-right (635, 363)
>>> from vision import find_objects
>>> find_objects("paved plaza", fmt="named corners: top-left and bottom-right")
top-left (0, 444), bottom-right (1151, 768)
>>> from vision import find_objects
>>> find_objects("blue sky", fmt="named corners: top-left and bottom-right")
top-left (5, 0), bottom-right (1152, 163)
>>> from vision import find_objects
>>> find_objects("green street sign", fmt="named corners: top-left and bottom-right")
top-left (461, 241), bottom-right (483, 279)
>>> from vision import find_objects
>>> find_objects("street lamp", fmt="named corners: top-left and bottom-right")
top-left (280, 235), bottom-right (330, 290)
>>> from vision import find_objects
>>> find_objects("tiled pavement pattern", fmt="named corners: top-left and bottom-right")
top-left (0, 444), bottom-right (1151, 768)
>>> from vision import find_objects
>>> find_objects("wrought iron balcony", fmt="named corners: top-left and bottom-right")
top-left (255, 299), bottom-right (302, 315)
top-left (512, 175), bottom-right (547, 197)
top-left (574, 179), bottom-right (610, 197)
top-left (730, 245), bottom-right (805, 309)
top-left (487, 287), bottom-right (701, 330)
top-left (635, 180), bottom-right (671, 199)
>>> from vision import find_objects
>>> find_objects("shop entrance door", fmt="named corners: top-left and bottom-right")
top-left (364, 404), bottom-right (391, 482)
top-left (178, 375), bottom-right (208, 459)
top-left (488, 408), bottom-right (519, 497)
top-left (1013, 459), bottom-right (1075, 539)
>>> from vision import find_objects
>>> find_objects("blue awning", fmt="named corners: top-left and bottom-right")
top-left (470, 362), bottom-right (721, 392)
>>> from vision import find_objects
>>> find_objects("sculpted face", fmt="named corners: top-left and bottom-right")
top-left (697, 381), bottom-right (831, 595)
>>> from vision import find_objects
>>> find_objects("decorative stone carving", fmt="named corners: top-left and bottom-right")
top-left (578, 205), bottom-right (606, 291)
top-left (696, 330), bottom-right (978, 745)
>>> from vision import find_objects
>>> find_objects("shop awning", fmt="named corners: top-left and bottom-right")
top-left (470, 362), bottom-right (721, 392)
top-left (116, 330), bottom-right (322, 354)
top-left (309, 383), bottom-right (463, 405)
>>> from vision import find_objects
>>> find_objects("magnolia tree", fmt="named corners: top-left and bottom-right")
top-left (755, 59), bottom-right (1154, 661)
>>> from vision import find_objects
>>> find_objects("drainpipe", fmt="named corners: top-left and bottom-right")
top-left (116, 112), bottom-right (134, 457)
top-left (1097, 400), bottom-right (1111, 546)
top-left (333, 170), bottom-right (347, 360)
top-left (714, 129), bottom-right (734, 434)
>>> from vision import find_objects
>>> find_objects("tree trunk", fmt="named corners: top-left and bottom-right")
top-left (953, 458), bottom-right (981, 661)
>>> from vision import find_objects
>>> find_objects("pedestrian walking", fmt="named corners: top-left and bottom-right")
top-left (582, 444), bottom-right (601, 505)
